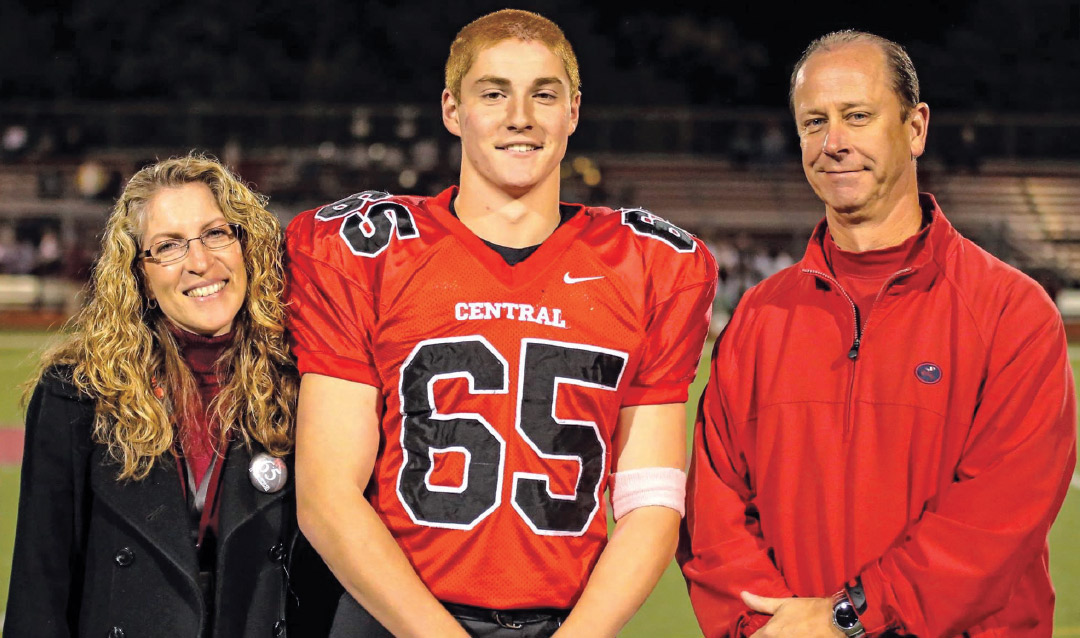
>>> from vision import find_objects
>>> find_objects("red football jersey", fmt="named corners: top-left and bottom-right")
top-left (286, 186), bottom-right (716, 609)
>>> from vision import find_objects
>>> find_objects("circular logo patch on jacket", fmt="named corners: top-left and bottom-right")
top-left (915, 362), bottom-right (942, 384)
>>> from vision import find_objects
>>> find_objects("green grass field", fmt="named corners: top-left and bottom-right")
top-left (1, 331), bottom-right (1078, 636)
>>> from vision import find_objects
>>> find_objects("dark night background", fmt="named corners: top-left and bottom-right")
top-left (1, 7), bottom-right (1080, 631)
top-left (2, 0), bottom-right (1077, 111)
top-left (2, 0), bottom-right (1079, 293)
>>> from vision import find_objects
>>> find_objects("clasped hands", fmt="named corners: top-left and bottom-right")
top-left (741, 591), bottom-right (845, 638)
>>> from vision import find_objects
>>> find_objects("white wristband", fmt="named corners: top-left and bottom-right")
top-left (610, 467), bottom-right (687, 521)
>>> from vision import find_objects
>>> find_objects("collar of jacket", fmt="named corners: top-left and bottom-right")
top-left (799, 192), bottom-right (957, 296)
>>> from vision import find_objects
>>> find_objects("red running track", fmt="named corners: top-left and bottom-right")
top-left (0, 428), bottom-right (24, 464)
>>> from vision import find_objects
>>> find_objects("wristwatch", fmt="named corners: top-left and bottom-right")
top-left (832, 590), bottom-right (866, 637)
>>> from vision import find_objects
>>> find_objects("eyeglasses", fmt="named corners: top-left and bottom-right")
top-left (139, 223), bottom-right (241, 265)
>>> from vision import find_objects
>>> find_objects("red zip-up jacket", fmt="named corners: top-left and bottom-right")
top-left (679, 194), bottom-right (1076, 638)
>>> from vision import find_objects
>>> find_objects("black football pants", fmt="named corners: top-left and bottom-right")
top-left (329, 593), bottom-right (566, 638)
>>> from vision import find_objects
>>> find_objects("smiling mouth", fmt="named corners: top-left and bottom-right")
top-left (186, 280), bottom-right (227, 298)
top-left (498, 144), bottom-right (542, 152)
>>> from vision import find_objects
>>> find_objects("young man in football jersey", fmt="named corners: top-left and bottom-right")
top-left (285, 9), bottom-right (717, 638)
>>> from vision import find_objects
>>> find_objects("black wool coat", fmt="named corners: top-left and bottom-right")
top-left (4, 368), bottom-right (340, 638)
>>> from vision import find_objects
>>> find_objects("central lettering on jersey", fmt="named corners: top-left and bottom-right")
top-left (454, 302), bottom-right (567, 329)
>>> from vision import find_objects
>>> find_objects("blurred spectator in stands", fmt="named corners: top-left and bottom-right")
top-left (700, 233), bottom-right (737, 324)
top-left (76, 160), bottom-right (110, 199)
top-left (750, 246), bottom-right (774, 280)
top-left (723, 232), bottom-right (760, 308)
top-left (411, 138), bottom-right (439, 173)
top-left (730, 124), bottom-right (756, 170)
top-left (760, 123), bottom-right (787, 164)
top-left (716, 263), bottom-right (731, 304)
top-left (709, 238), bottom-right (739, 273)
top-left (0, 223), bottom-right (18, 272)
top-left (39, 168), bottom-right (64, 198)
top-left (351, 109), bottom-right (372, 140)
top-left (958, 124), bottom-right (981, 173)
top-left (766, 246), bottom-right (795, 276)
top-left (32, 127), bottom-right (57, 159)
top-left (59, 124), bottom-right (86, 156)
top-left (62, 232), bottom-right (94, 282)
top-left (32, 227), bottom-right (63, 276)
top-left (0, 223), bottom-right (35, 274)
top-left (2, 124), bottom-right (30, 162)
top-left (395, 107), bottom-right (419, 141)
top-left (223, 137), bottom-right (242, 170)
top-left (408, 138), bottom-right (440, 195)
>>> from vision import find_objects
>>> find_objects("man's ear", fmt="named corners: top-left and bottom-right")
top-left (908, 102), bottom-right (930, 159)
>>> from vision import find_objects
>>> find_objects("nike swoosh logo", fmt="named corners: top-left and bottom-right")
top-left (564, 273), bottom-right (605, 284)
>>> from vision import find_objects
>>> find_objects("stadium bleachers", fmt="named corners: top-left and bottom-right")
top-left (3, 155), bottom-right (1080, 294)
top-left (600, 157), bottom-right (1080, 284)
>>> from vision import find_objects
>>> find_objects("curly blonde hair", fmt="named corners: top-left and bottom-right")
top-left (38, 154), bottom-right (298, 480)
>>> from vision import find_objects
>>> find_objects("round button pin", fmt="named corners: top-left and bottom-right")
top-left (248, 452), bottom-right (288, 493)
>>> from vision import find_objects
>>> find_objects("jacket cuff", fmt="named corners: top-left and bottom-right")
top-left (736, 611), bottom-right (772, 637)
top-left (856, 565), bottom-right (897, 635)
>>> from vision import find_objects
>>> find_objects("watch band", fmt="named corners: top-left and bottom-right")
top-left (832, 590), bottom-right (866, 637)
top-left (845, 576), bottom-right (868, 614)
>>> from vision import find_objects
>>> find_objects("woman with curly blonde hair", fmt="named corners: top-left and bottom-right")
top-left (5, 155), bottom-right (338, 638)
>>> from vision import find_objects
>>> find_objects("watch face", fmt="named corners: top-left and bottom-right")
top-left (834, 601), bottom-right (860, 629)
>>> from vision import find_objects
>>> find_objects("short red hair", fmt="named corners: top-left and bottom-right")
top-left (445, 9), bottom-right (580, 100)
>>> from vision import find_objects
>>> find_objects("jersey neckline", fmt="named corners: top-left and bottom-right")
top-left (424, 186), bottom-right (591, 289)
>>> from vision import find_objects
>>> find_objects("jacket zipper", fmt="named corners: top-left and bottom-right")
top-left (802, 267), bottom-right (913, 439)
top-left (803, 269), bottom-right (860, 356)
top-left (804, 268), bottom-right (860, 439)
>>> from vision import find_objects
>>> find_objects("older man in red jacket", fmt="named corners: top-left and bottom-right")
top-left (679, 30), bottom-right (1077, 638)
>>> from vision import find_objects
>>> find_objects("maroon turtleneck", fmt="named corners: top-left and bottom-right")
top-left (167, 323), bottom-right (232, 487)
